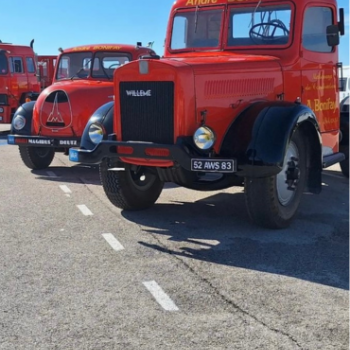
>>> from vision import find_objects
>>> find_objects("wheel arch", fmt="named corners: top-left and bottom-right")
top-left (80, 101), bottom-right (114, 150)
top-left (10, 101), bottom-right (35, 134)
top-left (220, 101), bottom-right (322, 191)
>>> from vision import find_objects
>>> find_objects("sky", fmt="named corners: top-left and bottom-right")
top-left (1, 0), bottom-right (349, 65)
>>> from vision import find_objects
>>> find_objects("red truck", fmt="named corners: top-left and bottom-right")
top-left (0, 40), bottom-right (43, 124)
top-left (70, 0), bottom-right (346, 229)
top-left (36, 55), bottom-right (57, 90)
top-left (7, 43), bottom-right (157, 169)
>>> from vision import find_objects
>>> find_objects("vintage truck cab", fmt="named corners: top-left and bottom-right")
top-left (7, 43), bottom-right (156, 169)
top-left (69, 0), bottom-right (346, 229)
top-left (0, 41), bottom-right (41, 124)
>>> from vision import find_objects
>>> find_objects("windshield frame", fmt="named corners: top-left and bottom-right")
top-left (168, 1), bottom-right (295, 54)
top-left (55, 50), bottom-right (133, 81)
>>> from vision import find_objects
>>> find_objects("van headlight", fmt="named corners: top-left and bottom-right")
top-left (88, 123), bottom-right (104, 144)
top-left (193, 126), bottom-right (215, 150)
top-left (13, 115), bottom-right (26, 131)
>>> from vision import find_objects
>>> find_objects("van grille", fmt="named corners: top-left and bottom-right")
top-left (119, 81), bottom-right (174, 144)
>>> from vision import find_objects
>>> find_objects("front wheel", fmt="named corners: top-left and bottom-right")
top-left (99, 160), bottom-right (164, 210)
top-left (18, 146), bottom-right (55, 170)
top-left (244, 129), bottom-right (307, 229)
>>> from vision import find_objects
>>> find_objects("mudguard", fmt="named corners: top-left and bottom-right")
top-left (221, 101), bottom-right (322, 181)
top-left (80, 101), bottom-right (114, 150)
top-left (10, 101), bottom-right (35, 135)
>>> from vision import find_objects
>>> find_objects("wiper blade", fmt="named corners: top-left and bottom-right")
top-left (70, 68), bottom-right (85, 80)
top-left (194, 6), bottom-right (199, 34)
top-left (250, 0), bottom-right (262, 27)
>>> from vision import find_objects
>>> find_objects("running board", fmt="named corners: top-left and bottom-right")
top-left (323, 152), bottom-right (346, 168)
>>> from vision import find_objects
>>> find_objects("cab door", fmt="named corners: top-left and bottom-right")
top-left (300, 5), bottom-right (339, 137)
top-left (8, 56), bottom-right (27, 103)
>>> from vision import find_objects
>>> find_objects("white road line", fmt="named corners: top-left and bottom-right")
top-left (77, 205), bottom-right (93, 216)
top-left (143, 281), bottom-right (179, 312)
top-left (59, 185), bottom-right (72, 194)
top-left (46, 171), bottom-right (57, 178)
top-left (102, 233), bottom-right (125, 252)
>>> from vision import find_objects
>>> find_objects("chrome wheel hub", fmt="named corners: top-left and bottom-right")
top-left (276, 142), bottom-right (300, 206)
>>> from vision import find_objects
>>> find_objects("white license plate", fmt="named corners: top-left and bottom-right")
top-left (191, 159), bottom-right (236, 173)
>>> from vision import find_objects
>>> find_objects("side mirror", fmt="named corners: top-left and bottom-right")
top-left (338, 8), bottom-right (345, 36)
top-left (326, 24), bottom-right (340, 47)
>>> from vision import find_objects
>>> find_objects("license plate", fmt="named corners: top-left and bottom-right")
top-left (191, 159), bottom-right (236, 173)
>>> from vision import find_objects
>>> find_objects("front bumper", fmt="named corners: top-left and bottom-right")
top-left (69, 139), bottom-right (237, 173)
top-left (7, 134), bottom-right (80, 148)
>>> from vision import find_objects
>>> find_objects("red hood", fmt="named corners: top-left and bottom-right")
top-left (33, 79), bottom-right (114, 137)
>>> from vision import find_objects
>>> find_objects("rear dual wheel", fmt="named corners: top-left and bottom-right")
top-left (245, 129), bottom-right (306, 229)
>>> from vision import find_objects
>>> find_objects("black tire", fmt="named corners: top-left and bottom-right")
top-left (244, 129), bottom-right (307, 229)
top-left (340, 145), bottom-right (349, 178)
top-left (18, 146), bottom-right (55, 170)
top-left (99, 160), bottom-right (164, 210)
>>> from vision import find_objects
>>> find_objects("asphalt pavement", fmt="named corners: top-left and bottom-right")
top-left (0, 138), bottom-right (348, 350)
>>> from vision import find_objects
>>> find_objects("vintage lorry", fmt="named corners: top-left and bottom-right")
top-left (69, 0), bottom-right (347, 229)
top-left (0, 40), bottom-right (49, 124)
top-left (36, 55), bottom-right (57, 90)
top-left (7, 43), bottom-right (157, 169)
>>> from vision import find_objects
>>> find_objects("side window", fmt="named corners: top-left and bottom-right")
top-left (26, 57), bottom-right (35, 73)
top-left (0, 53), bottom-right (8, 74)
top-left (9, 57), bottom-right (24, 73)
top-left (302, 7), bottom-right (333, 53)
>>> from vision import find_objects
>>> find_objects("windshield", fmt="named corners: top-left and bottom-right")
top-left (55, 51), bottom-right (131, 80)
top-left (228, 4), bottom-right (292, 47)
top-left (170, 4), bottom-right (292, 51)
top-left (171, 8), bottom-right (223, 50)
top-left (0, 53), bottom-right (8, 75)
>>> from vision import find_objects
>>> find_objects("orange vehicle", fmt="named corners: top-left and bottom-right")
top-left (7, 43), bottom-right (157, 168)
top-left (36, 55), bottom-right (57, 90)
top-left (70, 0), bottom-right (346, 229)
top-left (0, 40), bottom-right (41, 123)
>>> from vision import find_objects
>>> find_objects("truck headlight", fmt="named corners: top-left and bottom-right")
top-left (0, 107), bottom-right (4, 113)
top-left (193, 126), bottom-right (215, 150)
top-left (13, 115), bottom-right (26, 131)
top-left (88, 123), bottom-right (104, 144)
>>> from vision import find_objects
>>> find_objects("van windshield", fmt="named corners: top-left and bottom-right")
top-left (0, 53), bottom-right (8, 75)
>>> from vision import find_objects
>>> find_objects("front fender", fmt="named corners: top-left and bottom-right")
top-left (10, 101), bottom-right (35, 135)
top-left (221, 101), bottom-right (321, 177)
top-left (80, 101), bottom-right (114, 150)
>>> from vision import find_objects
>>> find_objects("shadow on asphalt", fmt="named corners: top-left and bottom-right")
top-left (122, 179), bottom-right (349, 291)
top-left (28, 159), bottom-right (349, 289)
top-left (31, 165), bottom-right (179, 189)
top-left (31, 165), bottom-right (102, 185)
